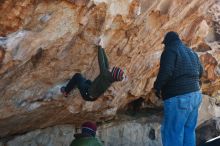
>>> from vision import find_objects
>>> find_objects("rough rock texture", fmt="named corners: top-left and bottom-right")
top-left (198, 95), bottom-right (215, 125)
top-left (1, 116), bottom-right (162, 146)
top-left (6, 125), bottom-right (76, 146)
top-left (196, 118), bottom-right (220, 146)
top-left (1, 95), bottom-right (219, 146)
top-left (0, 0), bottom-right (219, 139)
top-left (196, 95), bottom-right (220, 146)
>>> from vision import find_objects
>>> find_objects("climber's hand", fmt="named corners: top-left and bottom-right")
top-left (99, 37), bottom-right (106, 48)
top-left (94, 37), bottom-right (101, 47)
top-left (199, 80), bottom-right (202, 86)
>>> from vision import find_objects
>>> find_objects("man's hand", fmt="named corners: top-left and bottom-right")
top-left (99, 36), bottom-right (105, 48)
top-left (94, 37), bottom-right (101, 47)
top-left (152, 88), bottom-right (162, 99)
top-left (199, 80), bottom-right (202, 86)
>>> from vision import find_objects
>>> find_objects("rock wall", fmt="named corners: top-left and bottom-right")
top-left (4, 125), bottom-right (76, 146)
top-left (1, 94), bottom-right (220, 146)
top-left (0, 116), bottom-right (162, 146)
top-left (0, 0), bottom-right (219, 139)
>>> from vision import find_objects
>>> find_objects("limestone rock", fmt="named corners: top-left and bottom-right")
top-left (198, 95), bottom-right (220, 125)
top-left (196, 118), bottom-right (220, 145)
top-left (3, 117), bottom-right (162, 146)
top-left (6, 125), bottom-right (76, 146)
top-left (1, 94), bottom-right (219, 146)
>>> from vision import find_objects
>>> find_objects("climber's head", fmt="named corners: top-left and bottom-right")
top-left (162, 31), bottom-right (181, 46)
top-left (111, 67), bottom-right (125, 81)
top-left (81, 121), bottom-right (97, 137)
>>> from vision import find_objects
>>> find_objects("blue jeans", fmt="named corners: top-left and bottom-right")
top-left (161, 91), bottom-right (202, 146)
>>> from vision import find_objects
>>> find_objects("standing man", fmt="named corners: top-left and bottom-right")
top-left (153, 31), bottom-right (203, 146)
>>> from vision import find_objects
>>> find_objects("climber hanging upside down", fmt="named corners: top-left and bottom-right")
top-left (60, 39), bottom-right (127, 101)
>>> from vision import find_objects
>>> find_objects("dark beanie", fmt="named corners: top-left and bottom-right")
top-left (111, 67), bottom-right (124, 81)
top-left (162, 31), bottom-right (181, 46)
top-left (81, 122), bottom-right (97, 137)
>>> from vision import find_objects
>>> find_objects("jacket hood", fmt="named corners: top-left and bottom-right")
top-left (162, 31), bottom-right (181, 47)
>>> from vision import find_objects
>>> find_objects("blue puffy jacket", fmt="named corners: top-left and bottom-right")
top-left (154, 32), bottom-right (203, 100)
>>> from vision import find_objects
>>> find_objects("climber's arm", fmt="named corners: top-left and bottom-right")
top-left (98, 46), bottom-right (109, 73)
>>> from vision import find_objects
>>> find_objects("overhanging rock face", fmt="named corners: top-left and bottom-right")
top-left (0, 0), bottom-right (219, 138)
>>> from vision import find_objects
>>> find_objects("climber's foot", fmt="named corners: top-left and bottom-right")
top-left (60, 87), bottom-right (68, 97)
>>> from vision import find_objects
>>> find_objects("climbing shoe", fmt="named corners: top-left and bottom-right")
top-left (60, 86), bottom-right (68, 97)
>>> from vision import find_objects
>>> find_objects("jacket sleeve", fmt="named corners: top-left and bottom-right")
top-left (98, 46), bottom-right (109, 73)
top-left (194, 52), bottom-right (203, 79)
top-left (102, 47), bottom-right (109, 69)
top-left (154, 49), bottom-right (176, 91)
